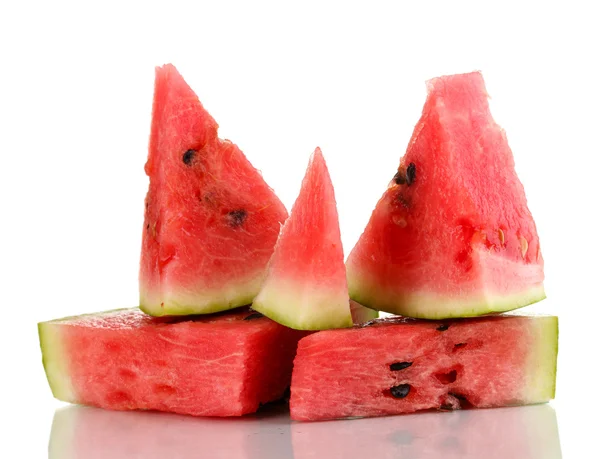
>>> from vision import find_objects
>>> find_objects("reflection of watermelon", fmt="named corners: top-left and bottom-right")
top-left (50, 404), bottom-right (293, 459)
top-left (252, 148), bottom-right (353, 330)
top-left (290, 314), bottom-right (557, 421)
top-left (39, 308), bottom-right (306, 416)
top-left (292, 404), bottom-right (561, 458)
top-left (140, 64), bottom-right (288, 316)
top-left (346, 72), bottom-right (545, 319)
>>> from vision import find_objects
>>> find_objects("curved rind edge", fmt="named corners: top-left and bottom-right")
top-left (38, 321), bottom-right (76, 403)
top-left (140, 278), bottom-right (263, 317)
top-left (348, 281), bottom-right (546, 320)
top-left (252, 288), bottom-right (353, 331)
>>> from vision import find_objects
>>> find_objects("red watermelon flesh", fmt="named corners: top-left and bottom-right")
top-left (39, 308), bottom-right (307, 417)
top-left (290, 314), bottom-right (557, 421)
top-left (252, 148), bottom-right (353, 330)
top-left (140, 64), bottom-right (288, 316)
top-left (346, 71), bottom-right (545, 319)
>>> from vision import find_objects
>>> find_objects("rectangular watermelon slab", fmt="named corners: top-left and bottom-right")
top-left (290, 314), bottom-right (557, 421)
top-left (39, 308), bottom-right (307, 417)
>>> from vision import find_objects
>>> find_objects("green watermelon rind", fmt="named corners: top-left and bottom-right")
top-left (140, 294), bottom-right (256, 317)
top-left (252, 287), bottom-right (354, 331)
top-left (140, 278), bottom-right (262, 317)
top-left (39, 321), bottom-right (77, 403)
top-left (348, 278), bottom-right (546, 320)
top-left (524, 315), bottom-right (558, 402)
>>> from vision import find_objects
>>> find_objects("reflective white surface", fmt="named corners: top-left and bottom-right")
top-left (49, 403), bottom-right (561, 458)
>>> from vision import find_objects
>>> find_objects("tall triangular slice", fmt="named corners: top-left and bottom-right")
top-left (140, 64), bottom-right (288, 316)
top-left (346, 71), bottom-right (545, 319)
top-left (252, 148), bottom-right (353, 330)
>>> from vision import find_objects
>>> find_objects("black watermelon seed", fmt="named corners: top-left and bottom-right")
top-left (182, 149), bottom-right (196, 165)
top-left (453, 342), bottom-right (467, 350)
top-left (437, 324), bottom-right (449, 331)
top-left (227, 209), bottom-right (248, 227)
top-left (406, 163), bottom-right (416, 186)
top-left (244, 312), bottom-right (263, 321)
top-left (146, 223), bottom-right (150, 230)
top-left (389, 362), bottom-right (413, 371)
top-left (393, 170), bottom-right (406, 185)
top-left (390, 384), bottom-right (411, 399)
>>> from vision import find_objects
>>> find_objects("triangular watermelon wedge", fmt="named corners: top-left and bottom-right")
top-left (140, 64), bottom-right (288, 316)
top-left (252, 148), bottom-right (353, 330)
top-left (346, 71), bottom-right (545, 319)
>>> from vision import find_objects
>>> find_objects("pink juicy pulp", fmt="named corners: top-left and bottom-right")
top-left (140, 64), bottom-right (287, 296)
top-left (61, 309), bottom-right (306, 416)
top-left (346, 72), bottom-right (542, 297)
top-left (266, 148), bottom-right (347, 290)
top-left (290, 315), bottom-right (537, 421)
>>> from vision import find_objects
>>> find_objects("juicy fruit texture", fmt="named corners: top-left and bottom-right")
top-left (252, 148), bottom-right (353, 330)
top-left (346, 71), bottom-right (545, 319)
top-left (290, 314), bottom-right (558, 421)
top-left (39, 308), bottom-right (307, 417)
top-left (140, 64), bottom-right (288, 316)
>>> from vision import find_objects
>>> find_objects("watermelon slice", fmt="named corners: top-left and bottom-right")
top-left (290, 314), bottom-right (558, 421)
top-left (291, 404), bottom-right (561, 458)
top-left (140, 64), bottom-right (288, 316)
top-left (346, 71), bottom-right (545, 319)
top-left (252, 148), bottom-right (353, 330)
top-left (39, 308), bottom-right (307, 417)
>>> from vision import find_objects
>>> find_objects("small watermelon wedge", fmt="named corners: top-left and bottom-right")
top-left (39, 308), bottom-right (307, 417)
top-left (252, 148), bottom-right (353, 330)
top-left (346, 71), bottom-right (545, 319)
top-left (290, 314), bottom-right (558, 421)
top-left (140, 64), bottom-right (288, 316)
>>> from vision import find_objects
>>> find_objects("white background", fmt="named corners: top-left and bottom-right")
top-left (1, 1), bottom-right (599, 457)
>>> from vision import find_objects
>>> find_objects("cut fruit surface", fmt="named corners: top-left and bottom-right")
top-left (39, 308), bottom-right (307, 417)
top-left (346, 71), bottom-right (545, 319)
top-left (140, 64), bottom-right (288, 316)
top-left (252, 148), bottom-right (353, 330)
top-left (290, 314), bottom-right (558, 421)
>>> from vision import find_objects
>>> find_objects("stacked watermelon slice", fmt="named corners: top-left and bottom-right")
top-left (39, 65), bottom-right (557, 421)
